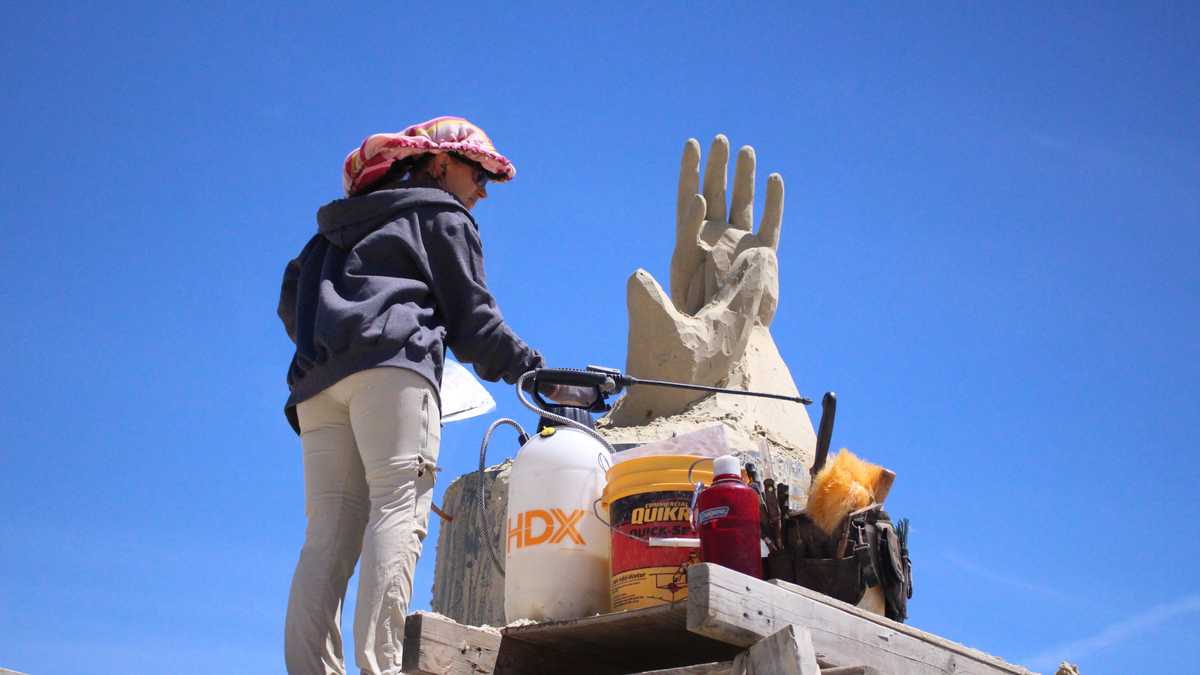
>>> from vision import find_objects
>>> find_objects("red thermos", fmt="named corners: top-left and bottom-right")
top-left (695, 455), bottom-right (763, 579)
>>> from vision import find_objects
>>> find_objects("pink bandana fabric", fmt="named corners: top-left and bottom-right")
top-left (343, 116), bottom-right (516, 194)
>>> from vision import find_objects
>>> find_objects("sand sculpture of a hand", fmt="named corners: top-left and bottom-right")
top-left (608, 135), bottom-right (786, 425)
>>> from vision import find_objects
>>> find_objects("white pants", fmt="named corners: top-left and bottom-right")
top-left (285, 368), bottom-right (441, 675)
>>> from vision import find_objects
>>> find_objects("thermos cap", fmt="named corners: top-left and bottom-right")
top-left (713, 454), bottom-right (740, 477)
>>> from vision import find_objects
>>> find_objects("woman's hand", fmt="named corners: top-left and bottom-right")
top-left (543, 384), bottom-right (598, 407)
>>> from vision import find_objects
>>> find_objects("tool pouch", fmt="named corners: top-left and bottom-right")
top-left (769, 506), bottom-right (913, 623)
top-left (874, 515), bottom-right (912, 622)
top-left (790, 554), bottom-right (866, 605)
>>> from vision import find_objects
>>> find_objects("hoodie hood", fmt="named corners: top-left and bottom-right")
top-left (315, 186), bottom-right (474, 250)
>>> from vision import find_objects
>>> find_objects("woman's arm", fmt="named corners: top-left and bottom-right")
top-left (420, 210), bottom-right (544, 383)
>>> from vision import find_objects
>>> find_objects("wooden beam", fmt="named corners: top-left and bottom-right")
top-left (401, 611), bottom-right (501, 675)
top-left (731, 625), bottom-right (820, 675)
top-left (686, 564), bottom-right (1034, 675)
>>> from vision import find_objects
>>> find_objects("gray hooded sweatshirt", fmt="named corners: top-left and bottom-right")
top-left (277, 186), bottom-right (543, 432)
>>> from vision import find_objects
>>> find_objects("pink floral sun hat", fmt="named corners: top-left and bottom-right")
top-left (343, 116), bottom-right (517, 195)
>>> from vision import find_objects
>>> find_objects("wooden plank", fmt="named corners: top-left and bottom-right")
top-left (496, 603), bottom-right (743, 674)
top-left (631, 656), bottom-right (878, 675)
top-left (401, 611), bottom-right (501, 675)
top-left (495, 635), bottom-right (620, 675)
top-left (766, 576), bottom-right (1030, 673)
top-left (633, 662), bottom-right (735, 675)
top-left (686, 564), bottom-right (1034, 675)
top-left (631, 643), bottom-right (868, 675)
top-left (732, 625), bottom-right (820, 675)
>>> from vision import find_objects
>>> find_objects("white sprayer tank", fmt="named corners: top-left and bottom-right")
top-left (504, 425), bottom-right (611, 622)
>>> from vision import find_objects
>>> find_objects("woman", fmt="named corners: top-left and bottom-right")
top-left (277, 116), bottom-right (565, 675)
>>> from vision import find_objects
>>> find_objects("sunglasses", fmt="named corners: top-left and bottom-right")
top-left (453, 155), bottom-right (491, 188)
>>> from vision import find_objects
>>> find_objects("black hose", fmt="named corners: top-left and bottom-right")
top-left (475, 418), bottom-right (528, 577)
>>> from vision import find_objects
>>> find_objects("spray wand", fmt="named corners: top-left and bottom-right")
top-left (530, 365), bottom-right (813, 408)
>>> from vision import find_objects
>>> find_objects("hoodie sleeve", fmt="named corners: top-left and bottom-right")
top-left (421, 210), bottom-right (544, 383)
top-left (277, 234), bottom-right (323, 345)
top-left (277, 256), bottom-right (300, 344)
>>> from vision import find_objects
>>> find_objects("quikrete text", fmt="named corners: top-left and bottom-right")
top-left (630, 504), bottom-right (691, 525)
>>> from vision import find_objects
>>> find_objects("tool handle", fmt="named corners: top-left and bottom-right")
top-left (810, 392), bottom-right (838, 478)
top-left (648, 537), bottom-right (701, 548)
top-left (533, 368), bottom-right (613, 388)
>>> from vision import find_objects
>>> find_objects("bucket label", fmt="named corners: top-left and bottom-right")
top-left (698, 505), bottom-right (730, 525)
top-left (507, 508), bottom-right (585, 553)
top-left (610, 491), bottom-right (699, 611)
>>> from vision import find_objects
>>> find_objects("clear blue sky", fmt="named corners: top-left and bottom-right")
top-left (2, 4), bottom-right (1197, 674)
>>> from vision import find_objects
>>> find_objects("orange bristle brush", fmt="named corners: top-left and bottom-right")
top-left (806, 449), bottom-right (892, 535)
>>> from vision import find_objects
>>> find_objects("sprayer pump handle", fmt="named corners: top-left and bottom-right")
top-left (529, 368), bottom-right (612, 413)
top-left (534, 368), bottom-right (613, 388)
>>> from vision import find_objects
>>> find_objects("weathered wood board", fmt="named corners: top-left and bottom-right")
top-left (431, 464), bottom-right (510, 627)
top-left (687, 564), bottom-right (1035, 675)
top-left (402, 611), bottom-right (501, 675)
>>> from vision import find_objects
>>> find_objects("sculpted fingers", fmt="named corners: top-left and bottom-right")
top-left (702, 135), bottom-right (729, 223)
top-left (682, 193), bottom-right (706, 247)
top-left (670, 193), bottom-right (707, 312)
top-left (676, 139), bottom-right (700, 230)
top-left (730, 146), bottom-right (755, 230)
top-left (759, 172), bottom-right (784, 250)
